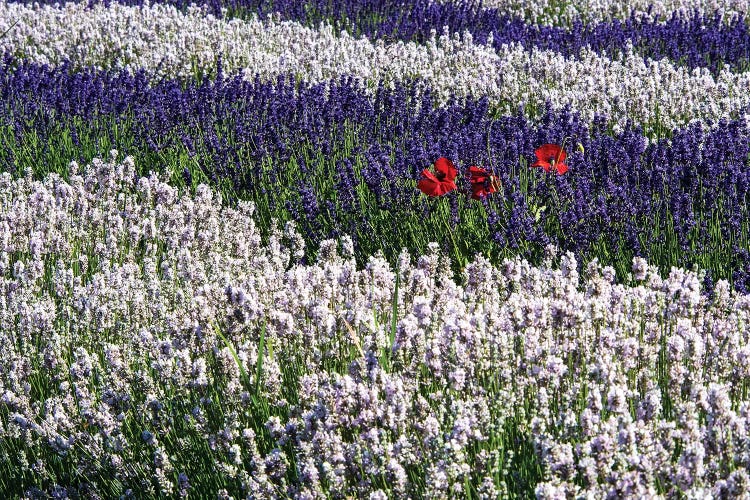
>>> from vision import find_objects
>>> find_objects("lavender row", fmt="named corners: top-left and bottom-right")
top-left (1, 58), bottom-right (749, 290)
top-left (3, 1), bottom-right (750, 134)
top-left (474, 0), bottom-right (750, 26)
top-left (13, 0), bottom-right (750, 75)
top-left (3, 158), bottom-right (750, 496)
top-left (215, 0), bottom-right (750, 75)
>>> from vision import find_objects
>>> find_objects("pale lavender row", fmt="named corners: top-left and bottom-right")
top-left (12, 0), bottom-right (749, 74)
top-left (2, 155), bottom-right (750, 496)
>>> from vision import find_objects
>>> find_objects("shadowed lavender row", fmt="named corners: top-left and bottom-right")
top-left (1, 58), bottom-right (749, 290)
top-left (9, 0), bottom-right (750, 75)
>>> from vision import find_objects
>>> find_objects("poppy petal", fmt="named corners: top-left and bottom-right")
top-left (555, 162), bottom-right (569, 175)
top-left (535, 144), bottom-right (563, 162)
top-left (418, 170), bottom-right (457, 196)
top-left (467, 165), bottom-right (488, 179)
top-left (471, 185), bottom-right (486, 199)
top-left (418, 177), bottom-right (441, 196)
top-left (441, 180), bottom-right (458, 195)
top-left (420, 168), bottom-right (439, 183)
top-left (434, 157), bottom-right (457, 181)
top-left (428, 179), bottom-right (457, 196)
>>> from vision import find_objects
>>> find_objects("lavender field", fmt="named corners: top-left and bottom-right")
top-left (1, 0), bottom-right (750, 498)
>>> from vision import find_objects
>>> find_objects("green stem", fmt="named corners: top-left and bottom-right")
top-left (440, 199), bottom-right (466, 269)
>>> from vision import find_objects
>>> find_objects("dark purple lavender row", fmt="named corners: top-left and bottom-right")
top-left (1, 57), bottom-right (749, 290)
top-left (14, 0), bottom-right (750, 75)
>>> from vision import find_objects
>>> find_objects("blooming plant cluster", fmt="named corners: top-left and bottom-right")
top-left (418, 143), bottom-right (567, 200)
top-left (1, 0), bottom-right (750, 497)
top-left (417, 157), bottom-right (504, 200)
top-left (0, 155), bottom-right (750, 498)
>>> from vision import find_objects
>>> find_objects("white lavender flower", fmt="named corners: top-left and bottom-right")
top-left (1, 155), bottom-right (750, 497)
top-left (467, 0), bottom-right (750, 26)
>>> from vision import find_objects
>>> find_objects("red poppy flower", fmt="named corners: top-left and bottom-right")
top-left (467, 166), bottom-right (501, 200)
top-left (418, 157), bottom-right (458, 196)
top-left (532, 144), bottom-right (569, 175)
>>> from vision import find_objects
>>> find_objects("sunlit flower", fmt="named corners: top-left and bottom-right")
top-left (532, 144), bottom-right (569, 175)
top-left (467, 166), bottom-right (501, 200)
top-left (418, 157), bottom-right (458, 197)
